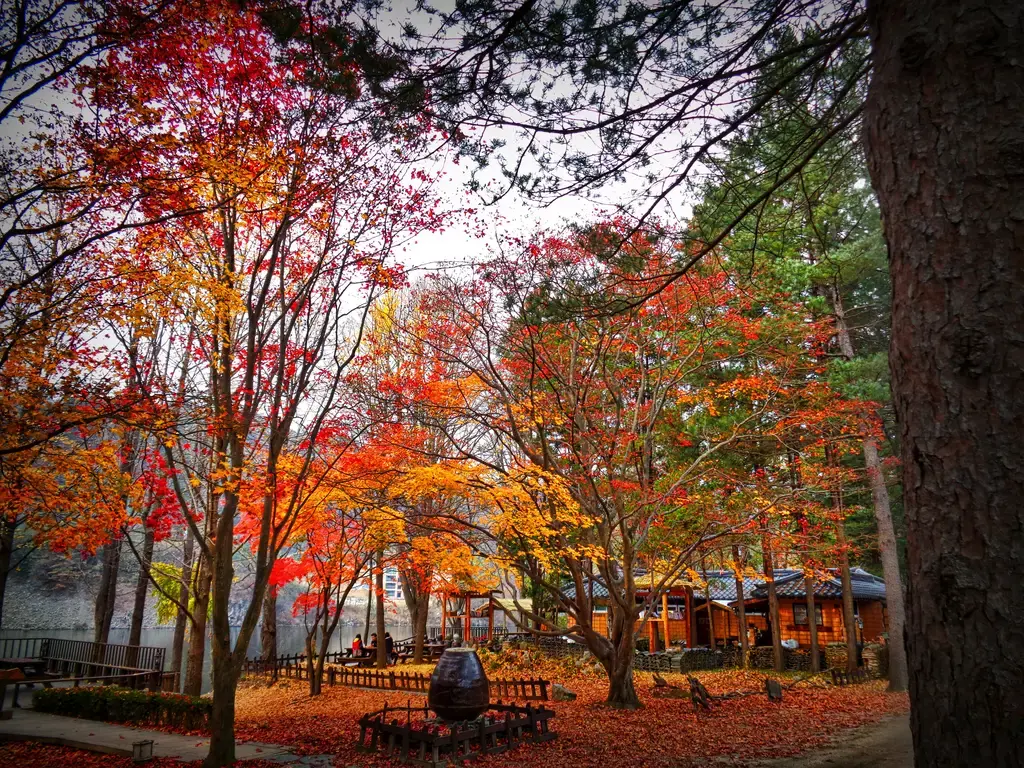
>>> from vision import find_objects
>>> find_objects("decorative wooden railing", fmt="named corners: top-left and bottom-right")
top-left (357, 701), bottom-right (555, 765)
top-left (0, 636), bottom-right (166, 679)
top-left (242, 654), bottom-right (549, 701)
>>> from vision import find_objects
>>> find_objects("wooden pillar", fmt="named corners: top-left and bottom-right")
top-left (464, 597), bottom-right (470, 644)
top-left (662, 593), bottom-right (670, 648)
top-left (685, 587), bottom-right (695, 647)
top-left (440, 594), bottom-right (447, 639)
top-left (487, 597), bottom-right (494, 641)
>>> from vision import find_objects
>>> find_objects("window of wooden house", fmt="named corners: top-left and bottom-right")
top-left (793, 603), bottom-right (823, 626)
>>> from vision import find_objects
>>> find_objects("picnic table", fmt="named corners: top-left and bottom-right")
top-left (395, 643), bottom-right (447, 663)
top-left (343, 654), bottom-right (380, 668)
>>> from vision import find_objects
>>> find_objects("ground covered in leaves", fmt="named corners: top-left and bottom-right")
top-left (3, 659), bottom-right (909, 767)
top-left (231, 663), bottom-right (908, 767)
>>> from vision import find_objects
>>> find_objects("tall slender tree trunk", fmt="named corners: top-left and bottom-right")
top-left (363, 566), bottom-right (373, 640)
top-left (862, 436), bottom-right (908, 688)
top-left (261, 590), bottom-right (277, 661)
top-left (171, 529), bottom-right (194, 693)
top-left (402, 569), bottom-right (432, 664)
top-left (804, 575), bottom-right (820, 673)
top-left (825, 441), bottom-right (859, 673)
top-left (0, 516), bottom-right (17, 629)
top-left (732, 545), bottom-right (749, 668)
top-left (701, 562), bottom-right (716, 647)
top-left (128, 527), bottom-right (156, 666)
top-left (826, 281), bottom-right (909, 691)
top-left (375, 551), bottom-right (387, 669)
top-left (205, 492), bottom-right (239, 768)
top-left (761, 532), bottom-right (784, 672)
top-left (94, 539), bottom-right (122, 648)
top-left (837, 547), bottom-right (858, 673)
top-left (183, 551), bottom-right (211, 697)
top-left (866, 1), bottom-right (1024, 749)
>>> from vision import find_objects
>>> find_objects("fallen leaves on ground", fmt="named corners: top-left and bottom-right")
top-left (0, 742), bottom-right (283, 768)
top-left (231, 669), bottom-right (909, 767)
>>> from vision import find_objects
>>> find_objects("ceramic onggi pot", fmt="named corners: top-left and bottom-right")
top-left (427, 648), bottom-right (490, 722)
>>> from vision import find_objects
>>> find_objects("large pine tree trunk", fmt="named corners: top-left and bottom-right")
top-left (865, 1), bottom-right (1024, 763)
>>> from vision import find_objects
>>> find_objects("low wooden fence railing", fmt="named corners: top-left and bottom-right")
top-left (4, 668), bottom-right (165, 708)
top-left (243, 655), bottom-right (549, 701)
top-left (0, 636), bottom-right (165, 679)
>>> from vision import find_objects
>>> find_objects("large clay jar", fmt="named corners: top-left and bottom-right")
top-left (428, 648), bottom-right (490, 722)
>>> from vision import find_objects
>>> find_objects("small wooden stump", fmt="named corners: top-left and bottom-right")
top-left (688, 676), bottom-right (712, 712)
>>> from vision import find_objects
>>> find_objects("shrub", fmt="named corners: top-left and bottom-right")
top-left (33, 686), bottom-right (211, 731)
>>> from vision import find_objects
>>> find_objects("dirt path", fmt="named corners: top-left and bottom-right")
top-left (744, 714), bottom-right (912, 768)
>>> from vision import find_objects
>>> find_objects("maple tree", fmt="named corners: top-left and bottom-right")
top-left (65, 1), bottom-right (452, 763)
top-left (374, 222), bottom-right (858, 708)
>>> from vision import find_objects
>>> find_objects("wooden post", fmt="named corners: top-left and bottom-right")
top-left (685, 587), bottom-right (695, 647)
top-left (487, 596), bottom-right (494, 642)
top-left (661, 592), bottom-right (670, 648)
top-left (440, 594), bottom-right (447, 640)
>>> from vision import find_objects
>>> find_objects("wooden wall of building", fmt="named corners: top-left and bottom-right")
top-left (858, 600), bottom-right (887, 642)
top-left (780, 599), bottom-right (846, 648)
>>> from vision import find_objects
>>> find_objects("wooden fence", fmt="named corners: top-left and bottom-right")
top-left (243, 654), bottom-right (549, 701)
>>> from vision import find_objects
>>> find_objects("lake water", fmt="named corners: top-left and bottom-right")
top-left (0, 623), bottom-right (413, 694)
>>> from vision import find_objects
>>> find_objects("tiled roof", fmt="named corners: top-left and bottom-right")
top-left (561, 567), bottom-right (887, 603)
top-left (748, 568), bottom-right (888, 602)
top-left (700, 570), bottom-right (799, 601)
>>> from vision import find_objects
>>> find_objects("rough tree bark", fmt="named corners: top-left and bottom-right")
top-left (864, 0), bottom-right (1024, 763)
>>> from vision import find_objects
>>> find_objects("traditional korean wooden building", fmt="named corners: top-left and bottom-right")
top-left (565, 567), bottom-right (888, 651)
top-left (733, 568), bottom-right (889, 649)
